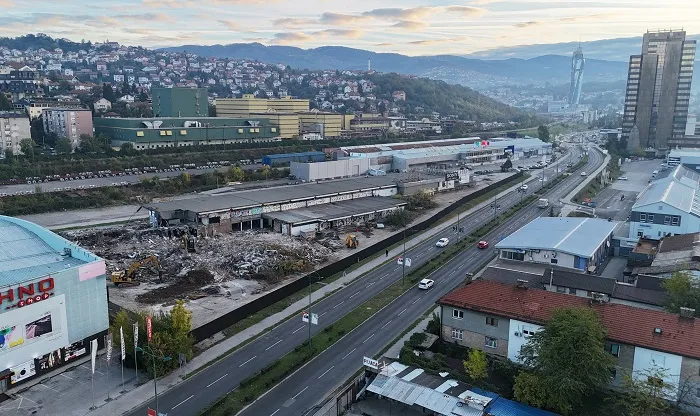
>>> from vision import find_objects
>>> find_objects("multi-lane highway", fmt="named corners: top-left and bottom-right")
top-left (123, 140), bottom-right (599, 416)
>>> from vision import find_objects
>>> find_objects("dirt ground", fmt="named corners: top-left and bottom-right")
top-left (60, 171), bottom-right (516, 328)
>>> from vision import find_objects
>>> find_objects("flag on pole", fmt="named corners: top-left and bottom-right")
top-left (106, 334), bottom-right (113, 362)
top-left (90, 339), bottom-right (98, 374)
top-left (146, 316), bottom-right (152, 342)
top-left (120, 327), bottom-right (126, 360)
top-left (133, 322), bottom-right (139, 349)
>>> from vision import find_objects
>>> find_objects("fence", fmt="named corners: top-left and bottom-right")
top-left (308, 372), bottom-right (367, 416)
top-left (186, 172), bottom-right (521, 342)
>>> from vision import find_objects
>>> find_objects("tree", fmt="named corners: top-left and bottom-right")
top-left (516, 307), bottom-right (614, 414)
top-left (19, 138), bottom-right (36, 158)
top-left (425, 312), bottom-right (441, 336)
top-left (463, 349), bottom-right (488, 381)
top-left (537, 125), bottom-right (550, 142)
top-left (227, 166), bottom-right (245, 182)
top-left (30, 116), bottom-right (45, 145)
top-left (514, 372), bottom-right (550, 410)
top-left (661, 271), bottom-right (700, 317)
top-left (56, 137), bottom-right (73, 154)
top-left (0, 93), bottom-right (11, 111)
top-left (120, 142), bottom-right (137, 155)
top-left (500, 158), bottom-right (513, 172)
top-left (102, 83), bottom-right (115, 102)
top-left (617, 368), bottom-right (673, 416)
top-left (110, 309), bottom-right (133, 355)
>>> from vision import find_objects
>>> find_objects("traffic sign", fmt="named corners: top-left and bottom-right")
top-left (302, 311), bottom-right (309, 323)
top-left (147, 408), bottom-right (156, 416)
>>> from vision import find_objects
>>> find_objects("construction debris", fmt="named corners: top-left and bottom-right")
top-left (61, 221), bottom-right (337, 304)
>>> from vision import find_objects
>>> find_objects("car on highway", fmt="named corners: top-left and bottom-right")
top-left (520, 184), bottom-right (528, 191)
top-left (581, 171), bottom-right (587, 176)
top-left (435, 238), bottom-right (449, 248)
top-left (618, 176), bottom-right (628, 180)
top-left (477, 240), bottom-right (489, 249)
top-left (418, 279), bottom-right (434, 290)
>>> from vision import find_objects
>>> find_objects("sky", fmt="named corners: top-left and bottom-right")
top-left (3, 0), bottom-right (700, 56)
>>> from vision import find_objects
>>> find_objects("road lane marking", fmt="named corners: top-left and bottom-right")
top-left (363, 334), bottom-right (375, 344)
top-left (342, 348), bottom-right (357, 360)
top-left (270, 409), bottom-right (280, 416)
top-left (381, 320), bottom-right (392, 329)
top-left (292, 325), bottom-right (305, 334)
top-left (172, 395), bottom-right (194, 410)
top-left (333, 301), bottom-right (345, 309)
top-left (448, 270), bottom-right (455, 276)
top-left (349, 291), bottom-right (361, 299)
top-left (398, 308), bottom-right (407, 316)
top-left (239, 356), bottom-right (257, 367)
top-left (292, 386), bottom-right (309, 400)
top-left (318, 366), bottom-right (335, 379)
top-left (265, 340), bottom-right (282, 351)
top-left (207, 374), bottom-right (228, 387)
top-left (412, 297), bottom-right (421, 305)
top-left (380, 274), bottom-right (388, 280)
top-left (319, 311), bottom-right (327, 317)
top-left (366, 282), bottom-right (375, 288)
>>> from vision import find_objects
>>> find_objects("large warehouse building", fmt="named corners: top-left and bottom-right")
top-left (0, 216), bottom-right (108, 390)
top-left (144, 176), bottom-right (405, 236)
top-left (94, 116), bottom-right (280, 149)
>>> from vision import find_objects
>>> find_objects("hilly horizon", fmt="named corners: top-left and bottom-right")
top-left (159, 42), bottom-right (630, 89)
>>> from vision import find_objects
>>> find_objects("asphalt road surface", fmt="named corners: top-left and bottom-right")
top-left (122, 143), bottom-right (599, 416)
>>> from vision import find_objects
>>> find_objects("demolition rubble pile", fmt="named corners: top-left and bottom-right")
top-left (61, 222), bottom-right (336, 303)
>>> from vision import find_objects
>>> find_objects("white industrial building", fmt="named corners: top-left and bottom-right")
top-left (629, 165), bottom-right (700, 239)
top-left (495, 217), bottom-right (618, 274)
top-left (290, 158), bottom-right (371, 182)
top-left (667, 148), bottom-right (700, 170)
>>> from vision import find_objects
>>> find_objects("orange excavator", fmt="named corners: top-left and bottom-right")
top-left (110, 255), bottom-right (162, 286)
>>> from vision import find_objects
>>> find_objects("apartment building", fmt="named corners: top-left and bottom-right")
top-left (439, 280), bottom-right (700, 411)
top-left (42, 108), bottom-right (93, 149)
top-left (0, 112), bottom-right (31, 157)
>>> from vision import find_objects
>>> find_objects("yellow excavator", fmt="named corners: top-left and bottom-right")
top-left (111, 255), bottom-right (162, 287)
top-left (345, 234), bottom-right (359, 249)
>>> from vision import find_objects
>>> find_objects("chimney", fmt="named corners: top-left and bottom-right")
top-left (516, 279), bottom-right (529, 289)
top-left (680, 307), bottom-right (696, 318)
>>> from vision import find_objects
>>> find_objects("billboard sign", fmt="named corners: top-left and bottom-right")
top-left (37, 349), bottom-right (63, 371)
top-left (65, 340), bottom-right (87, 362)
top-left (0, 277), bottom-right (55, 309)
top-left (363, 356), bottom-right (379, 369)
top-left (0, 294), bottom-right (69, 370)
top-left (445, 172), bottom-right (460, 181)
top-left (10, 360), bottom-right (35, 384)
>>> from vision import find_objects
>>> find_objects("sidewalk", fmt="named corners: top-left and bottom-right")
top-left (4, 171), bottom-right (536, 416)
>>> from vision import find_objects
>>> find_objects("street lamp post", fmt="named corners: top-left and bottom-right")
top-left (135, 346), bottom-right (172, 415)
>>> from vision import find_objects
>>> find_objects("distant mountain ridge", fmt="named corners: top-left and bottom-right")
top-left (159, 43), bottom-right (629, 89)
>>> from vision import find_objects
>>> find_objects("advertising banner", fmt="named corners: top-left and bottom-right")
top-left (146, 316), bottom-right (152, 342)
top-left (302, 311), bottom-right (309, 323)
top-left (106, 334), bottom-right (113, 362)
top-left (133, 323), bottom-right (138, 349)
top-left (0, 294), bottom-right (69, 370)
top-left (91, 339), bottom-right (98, 374)
top-left (120, 327), bottom-right (125, 360)
top-left (65, 340), bottom-right (87, 362)
top-left (37, 349), bottom-right (63, 371)
top-left (363, 356), bottom-right (379, 369)
top-left (10, 360), bottom-right (36, 384)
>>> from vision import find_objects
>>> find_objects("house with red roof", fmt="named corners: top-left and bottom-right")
top-left (438, 280), bottom-right (700, 410)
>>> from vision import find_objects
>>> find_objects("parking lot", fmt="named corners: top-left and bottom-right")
top-left (593, 159), bottom-right (667, 221)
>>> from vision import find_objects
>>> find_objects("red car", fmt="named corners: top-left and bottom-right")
top-left (477, 241), bottom-right (489, 249)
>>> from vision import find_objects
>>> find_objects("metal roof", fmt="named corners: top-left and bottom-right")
top-left (146, 175), bottom-right (399, 216)
top-left (262, 197), bottom-right (405, 224)
top-left (495, 217), bottom-right (618, 259)
top-left (0, 216), bottom-right (96, 287)
top-left (264, 151), bottom-right (325, 159)
top-left (633, 165), bottom-right (700, 215)
top-left (486, 397), bottom-right (560, 416)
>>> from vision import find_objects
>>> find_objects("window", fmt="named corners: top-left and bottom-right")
top-left (556, 286), bottom-right (567, 293)
top-left (180, 130), bottom-right (187, 135)
top-left (664, 216), bottom-right (671, 225)
top-left (271, 127), bottom-right (277, 133)
top-left (672, 216), bottom-right (679, 226)
top-left (452, 329), bottom-right (463, 340)
top-left (486, 317), bottom-right (498, 327)
top-left (640, 213), bottom-right (646, 221)
top-left (485, 337), bottom-right (497, 348)
top-left (453, 309), bottom-right (464, 319)
top-left (136, 131), bottom-right (144, 137)
top-left (166, 130), bottom-right (173, 136)
top-left (647, 214), bottom-right (654, 222)
top-left (568, 288), bottom-right (577, 294)
top-left (550, 258), bottom-right (558, 264)
top-left (159, 131), bottom-right (166, 136)
top-left (604, 343), bottom-right (620, 357)
top-left (637, 231), bottom-right (643, 238)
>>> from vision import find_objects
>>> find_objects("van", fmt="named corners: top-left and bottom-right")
top-left (652, 170), bottom-right (659, 178)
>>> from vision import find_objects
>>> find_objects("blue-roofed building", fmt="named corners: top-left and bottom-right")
top-left (629, 165), bottom-right (700, 240)
top-left (0, 216), bottom-right (108, 389)
top-left (262, 151), bottom-right (326, 166)
top-left (495, 217), bottom-right (618, 273)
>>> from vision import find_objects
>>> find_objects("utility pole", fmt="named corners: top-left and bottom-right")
top-left (308, 273), bottom-right (312, 347)
top-left (402, 228), bottom-right (406, 286)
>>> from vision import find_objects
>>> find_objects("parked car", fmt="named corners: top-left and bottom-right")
top-left (418, 279), bottom-right (434, 290)
top-left (618, 176), bottom-right (628, 180)
top-left (435, 238), bottom-right (449, 248)
top-left (477, 241), bottom-right (489, 249)
top-left (520, 184), bottom-right (528, 191)
top-left (581, 172), bottom-right (587, 176)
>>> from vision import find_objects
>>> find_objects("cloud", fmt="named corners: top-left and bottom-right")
top-left (444, 5), bottom-right (487, 17)
top-left (408, 37), bottom-right (464, 46)
top-left (375, 42), bottom-right (393, 47)
top-left (514, 21), bottom-right (542, 28)
top-left (273, 17), bottom-right (317, 28)
top-left (319, 29), bottom-right (364, 38)
top-left (392, 21), bottom-right (429, 31)
top-left (272, 32), bottom-right (314, 44)
top-left (560, 13), bottom-right (616, 22)
top-left (362, 7), bottom-right (434, 21)
top-left (318, 12), bottom-right (371, 25)
top-left (271, 28), bottom-right (365, 44)
top-left (142, 0), bottom-right (196, 8)
top-left (218, 20), bottom-right (244, 30)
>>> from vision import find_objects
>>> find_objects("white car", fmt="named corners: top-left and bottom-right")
top-left (618, 176), bottom-right (628, 180)
top-left (520, 184), bottom-right (528, 191)
top-left (435, 238), bottom-right (449, 248)
top-left (418, 279), bottom-right (434, 290)
top-left (581, 172), bottom-right (587, 176)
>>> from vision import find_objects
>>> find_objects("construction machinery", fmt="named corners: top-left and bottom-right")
top-left (111, 255), bottom-right (162, 287)
top-left (345, 234), bottom-right (359, 249)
